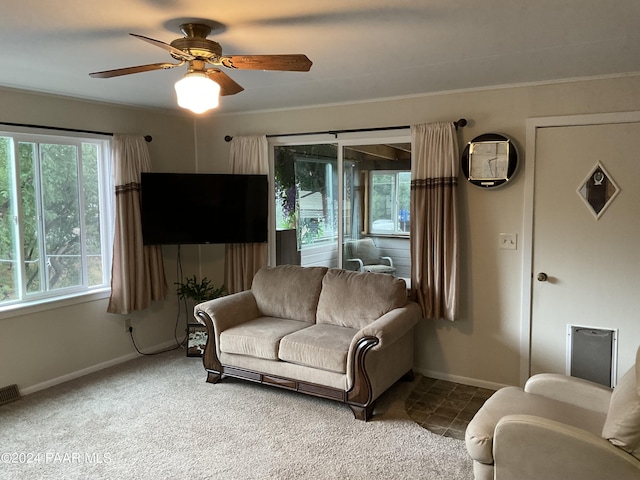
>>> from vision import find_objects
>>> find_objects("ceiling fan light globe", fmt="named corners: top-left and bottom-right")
top-left (174, 72), bottom-right (220, 114)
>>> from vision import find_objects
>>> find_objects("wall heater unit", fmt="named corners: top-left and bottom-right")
top-left (566, 325), bottom-right (618, 387)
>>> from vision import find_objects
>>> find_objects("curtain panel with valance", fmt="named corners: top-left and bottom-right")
top-left (108, 134), bottom-right (168, 314)
top-left (410, 123), bottom-right (460, 321)
top-left (224, 135), bottom-right (269, 294)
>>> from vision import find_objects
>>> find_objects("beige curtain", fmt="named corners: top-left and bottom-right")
top-left (107, 134), bottom-right (168, 314)
top-left (410, 123), bottom-right (459, 321)
top-left (224, 135), bottom-right (269, 294)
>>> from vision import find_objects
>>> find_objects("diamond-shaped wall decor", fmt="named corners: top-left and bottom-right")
top-left (577, 162), bottom-right (620, 220)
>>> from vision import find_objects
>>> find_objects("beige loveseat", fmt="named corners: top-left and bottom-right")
top-left (465, 346), bottom-right (640, 479)
top-left (194, 265), bottom-right (422, 420)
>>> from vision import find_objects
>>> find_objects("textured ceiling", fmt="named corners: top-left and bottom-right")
top-left (1, 0), bottom-right (639, 115)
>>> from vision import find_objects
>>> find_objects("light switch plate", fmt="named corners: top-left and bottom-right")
top-left (499, 233), bottom-right (517, 250)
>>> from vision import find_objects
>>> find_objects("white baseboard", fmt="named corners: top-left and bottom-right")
top-left (20, 340), bottom-right (182, 396)
top-left (414, 367), bottom-right (510, 392)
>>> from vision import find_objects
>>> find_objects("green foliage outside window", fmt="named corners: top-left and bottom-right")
top-left (274, 145), bottom-right (338, 247)
top-left (0, 134), bottom-right (108, 304)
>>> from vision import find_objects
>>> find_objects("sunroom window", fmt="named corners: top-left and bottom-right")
top-left (369, 170), bottom-right (411, 235)
top-left (272, 133), bottom-right (411, 279)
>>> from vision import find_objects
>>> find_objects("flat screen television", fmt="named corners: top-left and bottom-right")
top-left (140, 172), bottom-right (268, 245)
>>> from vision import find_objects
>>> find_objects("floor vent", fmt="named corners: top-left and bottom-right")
top-left (0, 384), bottom-right (21, 406)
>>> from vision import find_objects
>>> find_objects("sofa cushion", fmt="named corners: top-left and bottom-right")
top-left (278, 324), bottom-right (358, 374)
top-left (220, 317), bottom-right (310, 360)
top-left (602, 353), bottom-right (640, 460)
top-left (316, 268), bottom-right (407, 330)
top-left (251, 265), bottom-right (328, 323)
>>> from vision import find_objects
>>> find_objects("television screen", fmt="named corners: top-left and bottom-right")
top-left (141, 172), bottom-right (268, 245)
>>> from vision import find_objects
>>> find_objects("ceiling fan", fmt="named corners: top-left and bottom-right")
top-left (89, 22), bottom-right (313, 113)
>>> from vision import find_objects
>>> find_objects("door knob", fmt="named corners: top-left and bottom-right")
top-left (537, 272), bottom-right (548, 282)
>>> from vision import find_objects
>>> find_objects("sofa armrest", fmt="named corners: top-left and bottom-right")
top-left (493, 414), bottom-right (640, 480)
top-left (344, 301), bottom-right (422, 414)
top-left (352, 301), bottom-right (422, 350)
top-left (524, 373), bottom-right (612, 414)
top-left (194, 290), bottom-right (260, 333)
top-left (194, 291), bottom-right (260, 379)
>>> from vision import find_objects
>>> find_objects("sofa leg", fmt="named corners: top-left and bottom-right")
top-left (206, 370), bottom-right (221, 384)
top-left (348, 402), bottom-right (375, 421)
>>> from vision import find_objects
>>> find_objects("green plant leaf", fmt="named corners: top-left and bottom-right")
top-left (175, 275), bottom-right (225, 302)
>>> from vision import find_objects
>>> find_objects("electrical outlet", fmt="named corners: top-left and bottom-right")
top-left (124, 318), bottom-right (132, 332)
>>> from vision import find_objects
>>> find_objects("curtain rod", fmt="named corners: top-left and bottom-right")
top-left (224, 118), bottom-right (467, 142)
top-left (0, 121), bottom-right (152, 142)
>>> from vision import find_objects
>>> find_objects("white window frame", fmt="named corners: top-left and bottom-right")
top-left (0, 127), bottom-right (113, 316)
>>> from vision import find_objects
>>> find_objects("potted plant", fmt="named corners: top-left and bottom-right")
top-left (175, 275), bottom-right (225, 303)
top-left (175, 275), bottom-right (225, 357)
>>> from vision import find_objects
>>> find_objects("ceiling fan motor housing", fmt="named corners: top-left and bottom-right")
top-left (168, 23), bottom-right (222, 60)
top-left (170, 38), bottom-right (222, 60)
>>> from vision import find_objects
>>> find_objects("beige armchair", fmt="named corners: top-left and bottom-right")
top-left (344, 238), bottom-right (396, 274)
top-left (466, 347), bottom-right (640, 480)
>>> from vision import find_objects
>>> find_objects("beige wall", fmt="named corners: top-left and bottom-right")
top-left (3, 75), bottom-right (640, 394)
top-left (195, 75), bottom-right (640, 388)
top-left (0, 88), bottom-right (198, 393)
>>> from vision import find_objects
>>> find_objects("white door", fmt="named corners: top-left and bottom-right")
top-left (530, 118), bottom-right (640, 383)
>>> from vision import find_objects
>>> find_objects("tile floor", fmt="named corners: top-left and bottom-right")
top-left (405, 376), bottom-right (495, 440)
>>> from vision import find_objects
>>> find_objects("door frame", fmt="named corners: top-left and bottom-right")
top-left (520, 110), bottom-right (640, 385)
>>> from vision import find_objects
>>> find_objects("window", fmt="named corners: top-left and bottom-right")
top-left (272, 133), bottom-right (411, 277)
top-left (0, 130), bottom-right (112, 308)
top-left (369, 170), bottom-right (410, 235)
top-left (274, 144), bottom-right (339, 266)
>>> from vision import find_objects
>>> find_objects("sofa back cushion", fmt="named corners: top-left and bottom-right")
top-left (251, 265), bottom-right (328, 323)
top-left (602, 347), bottom-right (640, 460)
top-left (316, 268), bottom-right (407, 330)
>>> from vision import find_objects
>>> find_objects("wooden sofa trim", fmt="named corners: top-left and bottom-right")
top-left (196, 310), bottom-right (394, 421)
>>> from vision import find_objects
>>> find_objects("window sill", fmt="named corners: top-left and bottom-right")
top-left (0, 288), bottom-right (111, 320)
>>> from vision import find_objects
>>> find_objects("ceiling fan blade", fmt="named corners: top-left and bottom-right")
top-left (130, 33), bottom-right (194, 60)
top-left (205, 69), bottom-right (244, 96)
top-left (221, 54), bottom-right (312, 72)
top-left (89, 62), bottom-right (181, 78)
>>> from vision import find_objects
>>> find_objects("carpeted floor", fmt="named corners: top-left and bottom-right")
top-left (1, 349), bottom-right (473, 480)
